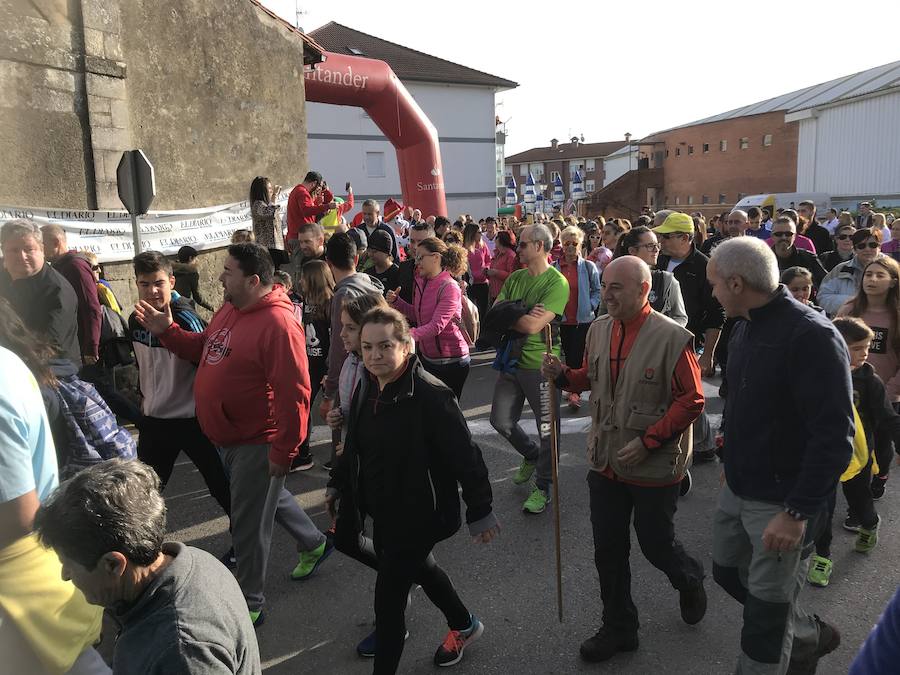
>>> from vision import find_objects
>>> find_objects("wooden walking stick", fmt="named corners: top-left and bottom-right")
top-left (544, 324), bottom-right (564, 623)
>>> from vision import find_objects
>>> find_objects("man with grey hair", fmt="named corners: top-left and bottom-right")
top-left (490, 224), bottom-right (569, 514)
top-left (542, 255), bottom-right (706, 663)
top-left (0, 219), bottom-right (81, 364)
top-left (34, 460), bottom-right (261, 674)
top-left (769, 216), bottom-right (827, 287)
top-left (701, 209), bottom-right (747, 256)
top-left (652, 209), bottom-right (675, 228)
top-left (357, 198), bottom-right (399, 260)
top-left (708, 237), bottom-right (852, 674)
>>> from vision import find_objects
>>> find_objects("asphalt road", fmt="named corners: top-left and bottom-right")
top-left (161, 352), bottom-right (898, 674)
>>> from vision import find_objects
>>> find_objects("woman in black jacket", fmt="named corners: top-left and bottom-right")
top-left (326, 306), bottom-right (498, 674)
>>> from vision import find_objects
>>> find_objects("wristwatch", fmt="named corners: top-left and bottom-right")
top-left (784, 507), bottom-right (807, 522)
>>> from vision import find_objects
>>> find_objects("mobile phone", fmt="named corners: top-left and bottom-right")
top-left (345, 182), bottom-right (351, 191)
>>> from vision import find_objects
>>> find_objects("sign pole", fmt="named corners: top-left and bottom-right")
top-left (127, 152), bottom-right (142, 254)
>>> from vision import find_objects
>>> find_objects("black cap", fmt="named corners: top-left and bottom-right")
top-left (347, 227), bottom-right (367, 250)
top-left (368, 229), bottom-right (392, 254)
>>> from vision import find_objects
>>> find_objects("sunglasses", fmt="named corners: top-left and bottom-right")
top-left (562, 241), bottom-right (579, 248)
top-left (771, 231), bottom-right (794, 238)
top-left (91, 264), bottom-right (101, 271)
top-left (855, 242), bottom-right (880, 250)
top-left (835, 234), bottom-right (853, 241)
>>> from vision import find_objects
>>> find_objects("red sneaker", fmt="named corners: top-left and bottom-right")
top-left (433, 616), bottom-right (483, 667)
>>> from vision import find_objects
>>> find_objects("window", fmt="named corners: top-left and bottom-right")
top-left (739, 137), bottom-right (749, 150)
top-left (530, 163), bottom-right (544, 179)
top-left (674, 196), bottom-right (680, 205)
top-left (687, 195), bottom-right (694, 205)
top-left (585, 179), bottom-right (595, 192)
top-left (347, 47), bottom-right (366, 56)
top-left (520, 164), bottom-right (528, 177)
top-left (720, 140), bottom-right (727, 152)
top-left (585, 159), bottom-right (595, 172)
top-left (550, 170), bottom-right (561, 182)
top-left (702, 143), bottom-right (709, 153)
top-left (702, 195), bottom-right (710, 204)
top-left (569, 161), bottom-right (584, 175)
top-left (504, 166), bottom-right (513, 178)
top-left (675, 147), bottom-right (681, 156)
top-left (718, 194), bottom-right (727, 204)
top-left (366, 152), bottom-right (385, 178)
top-left (763, 134), bottom-right (773, 147)
top-left (688, 145), bottom-right (694, 155)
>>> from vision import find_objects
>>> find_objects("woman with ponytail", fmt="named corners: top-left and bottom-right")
top-left (387, 237), bottom-right (471, 399)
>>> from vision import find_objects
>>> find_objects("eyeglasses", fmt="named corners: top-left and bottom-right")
top-left (771, 231), bottom-right (794, 238)
top-left (636, 243), bottom-right (661, 251)
top-left (91, 265), bottom-right (101, 271)
top-left (835, 234), bottom-right (853, 241)
top-left (414, 252), bottom-right (438, 263)
top-left (855, 242), bottom-right (880, 250)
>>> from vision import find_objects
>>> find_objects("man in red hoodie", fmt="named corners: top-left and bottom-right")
top-left (285, 171), bottom-right (335, 248)
top-left (135, 242), bottom-right (332, 625)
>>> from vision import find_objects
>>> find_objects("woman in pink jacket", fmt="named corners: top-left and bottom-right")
top-left (388, 237), bottom-right (471, 400)
top-left (463, 223), bottom-right (491, 322)
top-left (486, 230), bottom-right (519, 304)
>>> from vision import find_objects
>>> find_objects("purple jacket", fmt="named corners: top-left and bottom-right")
top-left (394, 270), bottom-right (469, 360)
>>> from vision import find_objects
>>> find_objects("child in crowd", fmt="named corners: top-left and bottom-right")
top-left (365, 230), bottom-right (401, 291)
top-left (782, 266), bottom-right (824, 313)
top-left (231, 229), bottom-right (254, 244)
top-left (808, 317), bottom-right (900, 587)
top-left (326, 292), bottom-right (388, 466)
top-left (292, 260), bottom-right (334, 471)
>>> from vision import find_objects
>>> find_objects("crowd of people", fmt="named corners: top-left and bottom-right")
top-left (2, 173), bottom-right (900, 674)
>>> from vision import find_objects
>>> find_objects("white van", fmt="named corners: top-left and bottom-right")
top-left (734, 192), bottom-right (831, 218)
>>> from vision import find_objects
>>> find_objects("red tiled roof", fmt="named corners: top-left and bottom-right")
top-left (505, 140), bottom-right (626, 163)
top-left (308, 22), bottom-right (517, 90)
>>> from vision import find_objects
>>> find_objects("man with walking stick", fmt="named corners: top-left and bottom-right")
top-left (542, 255), bottom-right (707, 663)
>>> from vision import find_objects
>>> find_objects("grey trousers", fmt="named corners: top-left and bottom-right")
top-left (220, 444), bottom-right (326, 612)
top-left (712, 484), bottom-right (821, 674)
top-left (489, 368), bottom-right (560, 490)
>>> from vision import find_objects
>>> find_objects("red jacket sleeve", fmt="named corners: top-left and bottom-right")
top-left (159, 321), bottom-right (208, 364)
top-left (263, 314), bottom-right (312, 467)
top-left (67, 258), bottom-right (103, 359)
top-left (563, 350), bottom-right (591, 393)
top-left (642, 345), bottom-right (704, 449)
top-left (286, 186), bottom-right (332, 240)
top-left (338, 190), bottom-right (354, 216)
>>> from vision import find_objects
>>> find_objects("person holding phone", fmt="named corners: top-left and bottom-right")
top-left (249, 176), bottom-right (287, 266)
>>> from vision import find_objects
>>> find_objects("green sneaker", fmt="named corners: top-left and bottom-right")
top-left (522, 486), bottom-right (549, 514)
top-left (290, 538), bottom-right (334, 580)
top-left (807, 555), bottom-right (833, 587)
top-left (249, 609), bottom-right (265, 627)
top-left (512, 459), bottom-right (536, 485)
top-left (855, 517), bottom-right (880, 553)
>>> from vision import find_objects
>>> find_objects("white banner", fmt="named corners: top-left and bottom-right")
top-left (0, 190), bottom-right (290, 263)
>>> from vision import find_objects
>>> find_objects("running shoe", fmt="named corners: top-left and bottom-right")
top-left (871, 475), bottom-right (887, 501)
top-left (290, 538), bottom-right (334, 580)
top-left (807, 555), bottom-right (833, 587)
top-left (249, 609), bottom-right (265, 627)
top-left (322, 459), bottom-right (333, 471)
top-left (522, 486), bottom-right (548, 514)
top-left (511, 459), bottom-right (536, 485)
top-left (855, 517), bottom-right (880, 553)
top-left (842, 514), bottom-right (861, 532)
top-left (433, 615), bottom-right (484, 667)
top-left (356, 629), bottom-right (410, 658)
top-left (290, 452), bottom-right (315, 472)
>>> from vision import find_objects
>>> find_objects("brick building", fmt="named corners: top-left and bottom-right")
top-left (504, 138), bottom-right (625, 200)
top-left (588, 60), bottom-right (897, 220)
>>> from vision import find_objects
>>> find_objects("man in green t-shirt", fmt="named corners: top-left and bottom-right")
top-left (491, 224), bottom-right (570, 514)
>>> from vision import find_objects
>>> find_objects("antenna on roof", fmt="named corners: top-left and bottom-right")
top-left (294, 0), bottom-right (307, 31)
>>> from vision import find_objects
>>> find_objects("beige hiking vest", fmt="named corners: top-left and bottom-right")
top-left (586, 310), bottom-right (694, 484)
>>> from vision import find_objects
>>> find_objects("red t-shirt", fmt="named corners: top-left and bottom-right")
top-left (559, 259), bottom-right (580, 325)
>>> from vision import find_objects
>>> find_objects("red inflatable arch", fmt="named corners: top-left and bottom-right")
top-left (304, 52), bottom-right (447, 218)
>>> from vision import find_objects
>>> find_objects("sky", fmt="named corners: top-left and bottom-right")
top-left (262, 0), bottom-right (900, 156)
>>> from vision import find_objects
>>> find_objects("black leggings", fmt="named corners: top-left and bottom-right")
top-left (334, 510), bottom-right (471, 674)
top-left (420, 358), bottom-right (470, 401)
top-left (815, 462), bottom-right (878, 558)
top-left (467, 282), bottom-right (489, 325)
top-left (560, 323), bottom-right (590, 370)
top-left (137, 416), bottom-right (231, 516)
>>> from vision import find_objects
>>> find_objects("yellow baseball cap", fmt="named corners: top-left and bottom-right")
top-left (653, 212), bottom-right (694, 234)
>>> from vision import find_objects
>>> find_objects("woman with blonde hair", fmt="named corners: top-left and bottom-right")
top-left (387, 237), bottom-right (471, 399)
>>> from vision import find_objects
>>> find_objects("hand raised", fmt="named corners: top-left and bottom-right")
top-left (385, 286), bottom-right (401, 304)
top-left (133, 300), bottom-right (173, 336)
